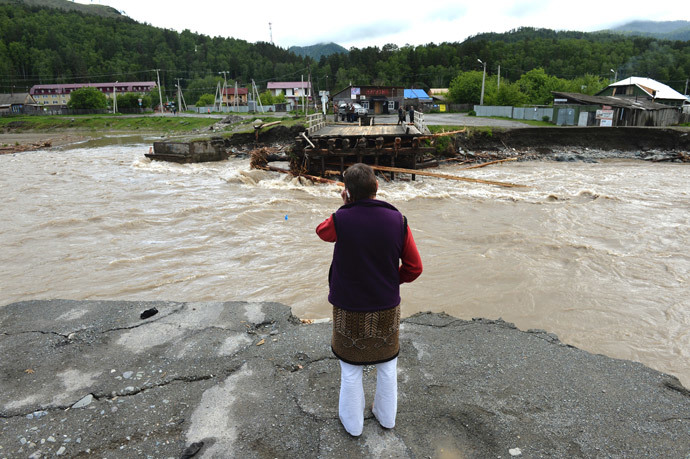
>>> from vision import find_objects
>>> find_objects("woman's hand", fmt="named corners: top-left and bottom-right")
top-left (341, 188), bottom-right (350, 204)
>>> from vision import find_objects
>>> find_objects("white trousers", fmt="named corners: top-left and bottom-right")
top-left (338, 357), bottom-right (398, 436)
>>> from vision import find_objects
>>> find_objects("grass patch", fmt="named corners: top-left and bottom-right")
top-left (0, 115), bottom-right (218, 132)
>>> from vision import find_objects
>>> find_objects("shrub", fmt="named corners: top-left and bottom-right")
top-left (67, 87), bottom-right (108, 109)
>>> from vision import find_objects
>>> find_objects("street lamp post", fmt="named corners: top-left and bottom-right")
top-left (478, 59), bottom-right (487, 106)
top-left (610, 68), bottom-right (617, 83)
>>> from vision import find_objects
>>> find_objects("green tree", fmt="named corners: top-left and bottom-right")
top-left (186, 75), bottom-right (224, 105)
top-left (448, 71), bottom-right (485, 104)
top-left (568, 74), bottom-right (608, 95)
top-left (259, 90), bottom-right (274, 105)
top-left (495, 81), bottom-right (528, 106)
top-left (196, 93), bottom-right (215, 106)
top-left (515, 68), bottom-right (568, 105)
top-left (67, 87), bottom-right (108, 109)
top-left (258, 90), bottom-right (287, 105)
top-left (148, 87), bottom-right (165, 109)
top-left (116, 92), bottom-right (151, 109)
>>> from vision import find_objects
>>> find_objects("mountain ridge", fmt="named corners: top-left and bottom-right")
top-left (0, 0), bottom-right (124, 19)
top-left (288, 42), bottom-right (348, 60)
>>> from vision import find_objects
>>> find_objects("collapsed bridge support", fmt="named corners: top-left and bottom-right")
top-left (293, 113), bottom-right (435, 181)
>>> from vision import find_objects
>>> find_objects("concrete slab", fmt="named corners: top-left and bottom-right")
top-left (1, 301), bottom-right (688, 458)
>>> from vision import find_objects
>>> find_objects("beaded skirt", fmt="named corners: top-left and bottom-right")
top-left (331, 304), bottom-right (400, 365)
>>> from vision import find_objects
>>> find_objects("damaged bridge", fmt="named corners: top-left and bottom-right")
top-left (293, 112), bottom-right (435, 180)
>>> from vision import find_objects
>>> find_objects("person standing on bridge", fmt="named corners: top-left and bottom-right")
top-left (316, 163), bottom-right (423, 437)
top-left (408, 105), bottom-right (415, 124)
top-left (397, 106), bottom-right (405, 125)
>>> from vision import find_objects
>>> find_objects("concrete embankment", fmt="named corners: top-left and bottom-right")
top-left (457, 126), bottom-right (690, 153)
top-left (1, 300), bottom-right (688, 458)
top-left (148, 125), bottom-right (305, 163)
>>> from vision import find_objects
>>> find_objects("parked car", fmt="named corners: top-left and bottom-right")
top-left (338, 103), bottom-right (368, 121)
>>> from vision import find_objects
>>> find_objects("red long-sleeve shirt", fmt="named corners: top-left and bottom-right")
top-left (316, 214), bottom-right (423, 284)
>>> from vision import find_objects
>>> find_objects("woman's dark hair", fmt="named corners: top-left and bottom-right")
top-left (343, 163), bottom-right (377, 201)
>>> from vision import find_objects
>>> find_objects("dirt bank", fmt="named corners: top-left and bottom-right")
top-left (0, 133), bottom-right (88, 152)
top-left (458, 126), bottom-right (690, 151)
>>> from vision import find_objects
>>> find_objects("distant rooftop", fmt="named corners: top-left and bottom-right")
top-left (552, 91), bottom-right (675, 110)
top-left (404, 89), bottom-right (432, 100)
top-left (30, 82), bottom-right (156, 95)
top-left (607, 77), bottom-right (687, 101)
top-left (267, 82), bottom-right (311, 89)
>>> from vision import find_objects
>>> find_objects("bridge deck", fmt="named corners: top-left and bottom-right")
top-left (311, 123), bottom-right (421, 137)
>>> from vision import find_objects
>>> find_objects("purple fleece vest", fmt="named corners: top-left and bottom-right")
top-left (328, 199), bottom-right (406, 312)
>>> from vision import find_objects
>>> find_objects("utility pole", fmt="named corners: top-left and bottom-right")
top-left (308, 65), bottom-right (316, 112)
top-left (497, 64), bottom-right (501, 90)
top-left (176, 79), bottom-right (182, 113)
top-left (251, 79), bottom-right (264, 113)
top-left (269, 22), bottom-right (273, 45)
top-left (155, 69), bottom-right (163, 115)
top-left (214, 82), bottom-right (222, 112)
top-left (685, 78), bottom-right (688, 95)
top-left (301, 74), bottom-right (305, 113)
top-left (219, 71), bottom-right (229, 111)
top-left (234, 81), bottom-right (239, 112)
top-left (477, 59), bottom-right (486, 106)
top-left (113, 81), bottom-right (118, 114)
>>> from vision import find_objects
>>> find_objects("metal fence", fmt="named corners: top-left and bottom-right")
top-left (194, 103), bottom-right (292, 114)
top-left (475, 105), bottom-right (554, 121)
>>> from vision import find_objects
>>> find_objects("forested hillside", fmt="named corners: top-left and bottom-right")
top-left (320, 28), bottom-right (690, 93)
top-left (1, 2), bottom-right (689, 104)
top-left (0, 0), bottom-right (122, 19)
top-left (0, 3), bottom-right (307, 103)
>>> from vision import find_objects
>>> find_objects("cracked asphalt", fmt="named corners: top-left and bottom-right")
top-left (1, 300), bottom-right (689, 458)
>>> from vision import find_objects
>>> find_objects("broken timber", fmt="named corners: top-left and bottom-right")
top-left (254, 120), bottom-right (282, 140)
top-left (366, 164), bottom-right (526, 188)
top-left (294, 113), bottom-right (434, 181)
top-left (282, 114), bottom-right (526, 188)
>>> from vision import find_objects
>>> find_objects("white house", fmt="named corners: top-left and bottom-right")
top-left (267, 81), bottom-right (312, 106)
top-left (597, 77), bottom-right (688, 107)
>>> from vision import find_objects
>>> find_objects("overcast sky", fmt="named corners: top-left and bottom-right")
top-left (75, 0), bottom-right (687, 50)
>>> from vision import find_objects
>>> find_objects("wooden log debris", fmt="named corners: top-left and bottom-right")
top-left (259, 165), bottom-right (344, 186)
top-left (366, 164), bottom-right (527, 188)
top-left (254, 120), bottom-right (282, 140)
top-left (0, 141), bottom-right (52, 155)
top-left (461, 158), bottom-right (517, 170)
top-left (417, 128), bottom-right (467, 140)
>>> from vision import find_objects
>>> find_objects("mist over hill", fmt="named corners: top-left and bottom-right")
top-left (606, 20), bottom-right (690, 41)
top-left (288, 42), bottom-right (349, 60)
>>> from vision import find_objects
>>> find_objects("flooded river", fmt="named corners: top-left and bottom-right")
top-left (1, 136), bottom-right (688, 388)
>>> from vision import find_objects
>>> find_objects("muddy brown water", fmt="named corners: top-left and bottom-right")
top-left (1, 137), bottom-right (688, 388)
